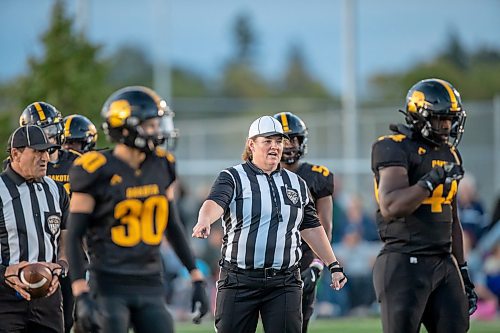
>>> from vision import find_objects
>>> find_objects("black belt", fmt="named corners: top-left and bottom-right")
top-left (221, 260), bottom-right (298, 279)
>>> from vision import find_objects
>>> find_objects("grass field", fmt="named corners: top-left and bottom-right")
top-left (175, 317), bottom-right (500, 333)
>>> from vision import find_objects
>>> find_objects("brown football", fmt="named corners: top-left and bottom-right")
top-left (19, 263), bottom-right (53, 298)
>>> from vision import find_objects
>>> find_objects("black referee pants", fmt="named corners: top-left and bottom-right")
top-left (0, 282), bottom-right (63, 333)
top-left (215, 265), bottom-right (302, 333)
top-left (373, 252), bottom-right (469, 333)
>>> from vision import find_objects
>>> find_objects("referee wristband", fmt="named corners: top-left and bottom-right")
top-left (328, 261), bottom-right (343, 274)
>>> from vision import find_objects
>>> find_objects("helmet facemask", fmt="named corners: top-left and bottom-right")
top-left (282, 135), bottom-right (307, 164)
top-left (160, 109), bottom-right (179, 151)
top-left (123, 116), bottom-right (166, 154)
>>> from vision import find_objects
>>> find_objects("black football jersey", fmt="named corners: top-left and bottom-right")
top-left (47, 149), bottom-right (80, 194)
top-left (371, 132), bottom-right (462, 255)
top-left (295, 162), bottom-right (334, 267)
top-left (69, 148), bottom-right (176, 278)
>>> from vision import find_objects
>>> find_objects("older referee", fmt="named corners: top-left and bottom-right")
top-left (192, 116), bottom-right (347, 333)
top-left (0, 125), bottom-right (69, 333)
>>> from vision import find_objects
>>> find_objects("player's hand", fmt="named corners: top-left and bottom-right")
top-left (192, 220), bottom-right (211, 239)
top-left (418, 163), bottom-right (464, 193)
top-left (3, 261), bottom-right (31, 300)
top-left (301, 265), bottom-right (321, 294)
top-left (459, 263), bottom-right (478, 315)
top-left (76, 292), bottom-right (101, 332)
top-left (191, 280), bottom-right (209, 324)
top-left (44, 261), bottom-right (66, 296)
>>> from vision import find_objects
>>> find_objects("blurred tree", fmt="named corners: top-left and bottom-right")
top-left (233, 13), bottom-right (257, 63)
top-left (370, 33), bottom-right (500, 102)
top-left (279, 44), bottom-right (333, 99)
top-left (106, 45), bottom-right (153, 88)
top-left (0, 0), bottom-right (110, 157)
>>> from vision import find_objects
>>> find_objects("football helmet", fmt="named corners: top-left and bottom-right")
top-left (63, 114), bottom-right (98, 153)
top-left (404, 78), bottom-right (466, 147)
top-left (20, 102), bottom-right (65, 145)
top-left (101, 86), bottom-right (171, 153)
top-left (273, 112), bottom-right (308, 164)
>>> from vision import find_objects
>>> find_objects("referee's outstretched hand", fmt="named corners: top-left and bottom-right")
top-left (3, 261), bottom-right (31, 300)
top-left (192, 220), bottom-right (211, 239)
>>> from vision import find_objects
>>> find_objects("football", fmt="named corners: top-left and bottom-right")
top-left (19, 263), bottom-right (53, 298)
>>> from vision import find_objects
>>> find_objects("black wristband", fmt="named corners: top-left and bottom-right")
top-left (328, 261), bottom-right (343, 274)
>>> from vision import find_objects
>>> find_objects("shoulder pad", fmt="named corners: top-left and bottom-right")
top-left (155, 147), bottom-right (176, 163)
top-left (73, 151), bottom-right (107, 174)
top-left (376, 133), bottom-right (406, 143)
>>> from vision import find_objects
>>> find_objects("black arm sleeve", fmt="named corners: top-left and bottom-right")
top-left (67, 213), bottom-right (91, 282)
top-left (165, 200), bottom-right (197, 272)
top-left (299, 199), bottom-right (322, 231)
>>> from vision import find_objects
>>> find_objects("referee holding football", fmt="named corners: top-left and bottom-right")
top-left (192, 116), bottom-right (347, 333)
top-left (0, 125), bottom-right (69, 333)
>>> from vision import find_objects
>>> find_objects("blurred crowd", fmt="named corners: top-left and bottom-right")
top-left (161, 173), bottom-right (500, 322)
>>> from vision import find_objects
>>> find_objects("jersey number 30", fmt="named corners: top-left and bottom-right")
top-left (111, 195), bottom-right (168, 247)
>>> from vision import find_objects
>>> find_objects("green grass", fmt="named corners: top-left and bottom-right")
top-left (175, 317), bottom-right (500, 333)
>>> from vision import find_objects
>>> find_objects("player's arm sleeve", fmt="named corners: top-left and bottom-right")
top-left (67, 212), bottom-right (91, 281)
top-left (371, 138), bottom-right (408, 172)
top-left (57, 183), bottom-right (70, 230)
top-left (206, 171), bottom-right (235, 211)
top-left (165, 200), bottom-right (197, 272)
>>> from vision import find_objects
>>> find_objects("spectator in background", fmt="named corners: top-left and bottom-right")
top-left (344, 194), bottom-right (379, 242)
top-left (458, 175), bottom-right (487, 247)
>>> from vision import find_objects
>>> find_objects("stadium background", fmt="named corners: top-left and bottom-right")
top-left (1, 0), bottom-right (500, 332)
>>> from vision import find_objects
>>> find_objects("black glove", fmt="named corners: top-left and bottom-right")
top-left (418, 163), bottom-right (464, 193)
top-left (301, 266), bottom-right (321, 294)
top-left (76, 292), bottom-right (101, 333)
top-left (459, 263), bottom-right (478, 315)
top-left (191, 280), bottom-right (209, 324)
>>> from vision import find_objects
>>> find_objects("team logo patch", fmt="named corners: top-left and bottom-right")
top-left (286, 188), bottom-right (299, 205)
top-left (47, 215), bottom-right (61, 235)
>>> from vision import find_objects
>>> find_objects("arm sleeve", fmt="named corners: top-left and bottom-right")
top-left (371, 137), bottom-right (408, 172)
top-left (58, 183), bottom-right (70, 230)
top-left (165, 200), bottom-right (197, 272)
top-left (206, 171), bottom-right (235, 211)
top-left (315, 171), bottom-right (334, 199)
top-left (67, 213), bottom-right (91, 281)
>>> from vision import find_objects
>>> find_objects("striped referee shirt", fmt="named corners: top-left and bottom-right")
top-left (0, 165), bottom-right (69, 266)
top-left (208, 161), bottom-right (321, 270)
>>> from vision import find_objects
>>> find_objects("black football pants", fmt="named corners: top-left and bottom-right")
top-left (373, 252), bottom-right (469, 333)
top-left (215, 267), bottom-right (302, 333)
top-left (95, 292), bottom-right (173, 333)
top-left (0, 282), bottom-right (63, 333)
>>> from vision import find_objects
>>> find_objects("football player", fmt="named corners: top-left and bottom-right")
top-left (274, 112), bottom-right (333, 333)
top-left (371, 78), bottom-right (477, 333)
top-left (19, 101), bottom-right (80, 333)
top-left (66, 86), bottom-right (209, 333)
top-left (63, 114), bottom-right (98, 153)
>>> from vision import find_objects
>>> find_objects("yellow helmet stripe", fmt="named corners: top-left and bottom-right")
top-left (64, 115), bottom-right (74, 138)
top-left (34, 102), bottom-right (46, 121)
top-left (435, 79), bottom-right (459, 112)
top-left (280, 113), bottom-right (290, 132)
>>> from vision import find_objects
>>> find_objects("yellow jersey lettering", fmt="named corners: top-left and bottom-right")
top-left (311, 165), bottom-right (330, 177)
top-left (125, 184), bottom-right (160, 199)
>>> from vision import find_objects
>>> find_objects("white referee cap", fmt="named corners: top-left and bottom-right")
top-left (248, 116), bottom-right (289, 139)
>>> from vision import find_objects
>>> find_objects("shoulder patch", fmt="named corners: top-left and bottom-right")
top-left (377, 134), bottom-right (406, 142)
top-left (74, 151), bottom-right (107, 174)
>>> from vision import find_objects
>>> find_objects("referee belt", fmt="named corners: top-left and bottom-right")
top-left (221, 260), bottom-right (298, 279)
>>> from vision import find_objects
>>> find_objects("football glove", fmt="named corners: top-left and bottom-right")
top-left (76, 292), bottom-right (101, 333)
top-left (418, 163), bottom-right (464, 193)
top-left (301, 264), bottom-right (322, 294)
top-left (191, 280), bottom-right (209, 324)
top-left (459, 263), bottom-right (478, 315)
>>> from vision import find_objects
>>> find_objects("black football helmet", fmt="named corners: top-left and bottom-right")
top-left (404, 78), bottom-right (466, 147)
top-left (20, 102), bottom-right (65, 145)
top-left (273, 112), bottom-right (308, 164)
top-left (63, 114), bottom-right (98, 153)
top-left (101, 86), bottom-right (170, 153)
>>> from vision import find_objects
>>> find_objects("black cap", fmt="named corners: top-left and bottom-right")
top-left (9, 125), bottom-right (60, 151)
